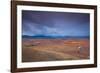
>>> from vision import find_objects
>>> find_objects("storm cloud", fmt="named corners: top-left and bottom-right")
top-left (22, 10), bottom-right (90, 37)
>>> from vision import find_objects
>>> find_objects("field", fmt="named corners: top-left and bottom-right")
top-left (22, 38), bottom-right (90, 62)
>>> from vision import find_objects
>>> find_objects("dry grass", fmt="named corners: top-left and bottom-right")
top-left (22, 39), bottom-right (89, 62)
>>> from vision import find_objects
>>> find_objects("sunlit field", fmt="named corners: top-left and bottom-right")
top-left (22, 38), bottom-right (89, 62)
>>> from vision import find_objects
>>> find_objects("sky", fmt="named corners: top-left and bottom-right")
top-left (22, 10), bottom-right (90, 37)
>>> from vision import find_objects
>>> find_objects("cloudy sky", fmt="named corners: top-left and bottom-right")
top-left (22, 10), bottom-right (90, 37)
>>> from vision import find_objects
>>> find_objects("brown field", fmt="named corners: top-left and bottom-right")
top-left (22, 38), bottom-right (90, 62)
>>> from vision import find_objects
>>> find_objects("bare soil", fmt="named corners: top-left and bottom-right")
top-left (22, 38), bottom-right (90, 62)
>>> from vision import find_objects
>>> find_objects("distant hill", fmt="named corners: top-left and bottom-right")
top-left (22, 35), bottom-right (89, 39)
top-left (22, 35), bottom-right (55, 38)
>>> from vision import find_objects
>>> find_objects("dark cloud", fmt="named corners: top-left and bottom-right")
top-left (22, 10), bottom-right (90, 36)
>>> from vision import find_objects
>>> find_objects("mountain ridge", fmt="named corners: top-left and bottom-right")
top-left (22, 35), bottom-right (89, 39)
